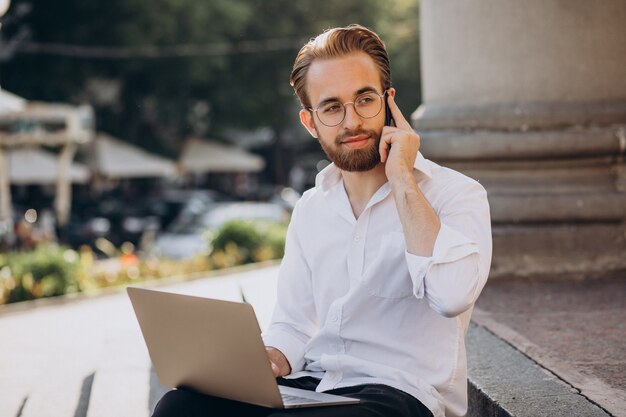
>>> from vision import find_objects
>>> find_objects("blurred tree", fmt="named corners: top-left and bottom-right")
top-left (0, 0), bottom-right (420, 183)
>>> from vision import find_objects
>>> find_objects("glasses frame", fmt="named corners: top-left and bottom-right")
top-left (307, 89), bottom-right (389, 127)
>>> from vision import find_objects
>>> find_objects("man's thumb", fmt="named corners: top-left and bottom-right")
top-left (271, 362), bottom-right (280, 377)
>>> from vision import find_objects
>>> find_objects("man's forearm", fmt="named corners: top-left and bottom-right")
top-left (391, 172), bottom-right (440, 257)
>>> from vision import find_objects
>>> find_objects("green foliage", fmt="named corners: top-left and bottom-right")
top-left (209, 220), bottom-right (287, 265)
top-left (0, 244), bottom-right (80, 303)
top-left (1, 0), bottom-right (421, 172)
top-left (0, 224), bottom-right (287, 305)
top-left (211, 221), bottom-right (263, 261)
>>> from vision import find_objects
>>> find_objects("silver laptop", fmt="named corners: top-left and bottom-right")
top-left (127, 287), bottom-right (359, 408)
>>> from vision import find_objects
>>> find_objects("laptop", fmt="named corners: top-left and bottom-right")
top-left (127, 286), bottom-right (360, 409)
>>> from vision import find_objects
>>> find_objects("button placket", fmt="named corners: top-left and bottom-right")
top-left (347, 210), bottom-right (370, 283)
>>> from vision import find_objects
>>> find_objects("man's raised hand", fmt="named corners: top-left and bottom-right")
top-left (379, 91), bottom-right (421, 185)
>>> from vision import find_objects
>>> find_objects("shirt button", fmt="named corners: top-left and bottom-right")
top-left (332, 315), bottom-right (339, 322)
top-left (353, 234), bottom-right (361, 242)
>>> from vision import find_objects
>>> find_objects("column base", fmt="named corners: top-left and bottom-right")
top-left (414, 105), bottom-right (626, 280)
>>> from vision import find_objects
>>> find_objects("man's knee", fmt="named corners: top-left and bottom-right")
top-left (152, 389), bottom-right (197, 416)
top-left (152, 388), bottom-right (272, 417)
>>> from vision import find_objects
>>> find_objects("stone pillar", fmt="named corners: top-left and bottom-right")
top-left (0, 147), bottom-right (13, 242)
top-left (54, 142), bottom-right (77, 227)
top-left (414, 0), bottom-right (626, 279)
top-left (0, 0), bottom-right (11, 244)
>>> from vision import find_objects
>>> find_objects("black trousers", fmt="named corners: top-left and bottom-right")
top-left (152, 377), bottom-right (434, 417)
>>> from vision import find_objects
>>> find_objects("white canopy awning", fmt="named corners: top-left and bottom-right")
top-left (0, 89), bottom-right (27, 114)
top-left (8, 147), bottom-right (90, 184)
top-left (179, 138), bottom-right (265, 173)
top-left (92, 133), bottom-right (177, 178)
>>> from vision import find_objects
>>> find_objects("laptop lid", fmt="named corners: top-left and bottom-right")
top-left (127, 286), bottom-right (285, 408)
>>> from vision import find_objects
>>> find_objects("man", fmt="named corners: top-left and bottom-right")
top-left (153, 24), bottom-right (491, 417)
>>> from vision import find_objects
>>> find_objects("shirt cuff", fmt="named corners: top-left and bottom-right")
top-left (405, 223), bottom-right (480, 297)
top-left (262, 327), bottom-right (307, 373)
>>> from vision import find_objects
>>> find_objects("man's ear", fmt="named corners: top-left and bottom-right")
top-left (299, 109), bottom-right (318, 139)
top-left (388, 87), bottom-right (396, 99)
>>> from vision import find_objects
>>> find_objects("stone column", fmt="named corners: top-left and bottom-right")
top-left (414, 0), bottom-right (626, 279)
top-left (0, 147), bottom-right (13, 242)
top-left (0, 1), bottom-right (11, 244)
top-left (54, 142), bottom-right (77, 227)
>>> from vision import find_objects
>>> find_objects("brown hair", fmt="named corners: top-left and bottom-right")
top-left (290, 24), bottom-right (391, 109)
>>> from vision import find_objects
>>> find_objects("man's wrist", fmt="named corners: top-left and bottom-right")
top-left (389, 169), bottom-right (417, 193)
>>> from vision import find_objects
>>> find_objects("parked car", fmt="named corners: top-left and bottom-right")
top-left (63, 189), bottom-right (228, 252)
top-left (68, 197), bottom-right (158, 249)
top-left (148, 189), bottom-right (231, 231)
top-left (152, 201), bottom-right (287, 260)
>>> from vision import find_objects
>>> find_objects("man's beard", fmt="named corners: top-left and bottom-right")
top-left (318, 128), bottom-right (382, 172)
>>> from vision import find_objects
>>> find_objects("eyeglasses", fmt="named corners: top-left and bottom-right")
top-left (308, 90), bottom-right (388, 127)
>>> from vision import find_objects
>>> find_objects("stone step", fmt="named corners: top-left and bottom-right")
top-left (0, 379), bottom-right (30, 417)
top-left (86, 318), bottom-right (155, 417)
top-left (466, 323), bottom-right (611, 417)
top-left (87, 369), bottom-right (164, 417)
top-left (19, 370), bottom-right (92, 417)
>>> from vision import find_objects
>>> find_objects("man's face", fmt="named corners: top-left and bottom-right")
top-left (300, 52), bottom-right (387, 172)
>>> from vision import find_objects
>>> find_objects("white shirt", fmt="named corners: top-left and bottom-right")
top-left (262, 152), bottom-right (492, 417)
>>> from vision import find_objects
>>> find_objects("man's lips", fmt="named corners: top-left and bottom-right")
top-left (342, 135), bottom-right (369, 143)
top-left (340, 135), bottom-right (370, 148)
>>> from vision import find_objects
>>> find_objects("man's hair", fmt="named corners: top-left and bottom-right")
top-left (290, 24), bottom-right (391, 109)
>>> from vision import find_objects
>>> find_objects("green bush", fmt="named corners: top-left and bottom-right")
top-left (0, 243), bottom-right (80, 303)
top-left (0, 220), bottom-right (288, 305)
top-left (262, 222), bottom-right (288, 259)
top-left (208, 220), bottom-right (287, 265)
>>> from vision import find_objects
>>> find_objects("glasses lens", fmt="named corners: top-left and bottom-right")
top-left (318, 101), bottom-right (344, 126)
top-left (354, 92), bottom-right (383, 119)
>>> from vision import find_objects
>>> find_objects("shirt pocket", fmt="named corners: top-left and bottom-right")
top-left (362, 231), bottom-right (414, 299)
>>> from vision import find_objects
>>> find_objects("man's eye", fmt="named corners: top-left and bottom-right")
top-left (322, 103), bottom-right (342, 114)
top-left (356, 95), bottom-right (375, 105)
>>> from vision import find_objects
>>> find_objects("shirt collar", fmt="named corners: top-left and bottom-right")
top-left (315, 151), bottom-right (432, 191)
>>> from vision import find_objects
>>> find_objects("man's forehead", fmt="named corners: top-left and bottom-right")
top-left (306, 52), bottom-right (382, 104)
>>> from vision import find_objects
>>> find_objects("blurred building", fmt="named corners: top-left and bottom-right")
top-left (414, 0), bottom-right (626, 279)
top-left (0, 89), bottom-right (94, 239)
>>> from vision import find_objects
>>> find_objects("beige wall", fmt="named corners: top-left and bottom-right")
top-left (420, 0), bottom-right (626, 105)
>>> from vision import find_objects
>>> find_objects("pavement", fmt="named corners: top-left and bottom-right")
top-left (0, 264), bottom-right (623, 417)
top-left (0, 264), bottom-right (280, 417)
top-left (472, 276), bottom-right (626, 417)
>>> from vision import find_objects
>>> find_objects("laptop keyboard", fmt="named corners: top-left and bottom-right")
top-left (281, 393), bottom-right (321, 404)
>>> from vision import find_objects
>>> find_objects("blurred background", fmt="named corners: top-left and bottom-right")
top-left (0, 0), bottom-right (625, 303)
top-left (0, 0), bottom-right (626, 298)
top-left (0, 2), bottom-right (625, 416)
top-left (0, 0), bottom-right (425, 303)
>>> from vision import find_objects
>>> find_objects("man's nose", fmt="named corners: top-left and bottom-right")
top-left (342, 103), bottom-right (362, 129)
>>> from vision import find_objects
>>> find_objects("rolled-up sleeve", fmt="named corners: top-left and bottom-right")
top-left (262, 202), bottom-right (318, 372)
top-left (406, 181), bottom-right (492, 318)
